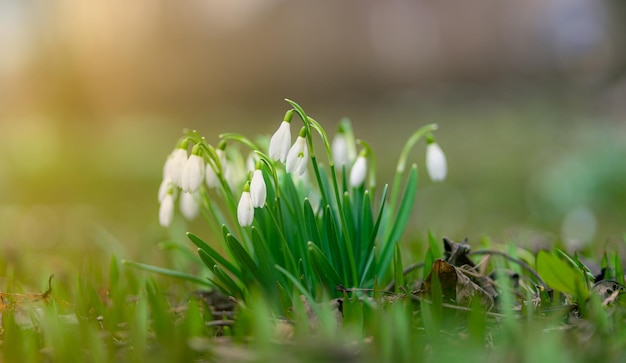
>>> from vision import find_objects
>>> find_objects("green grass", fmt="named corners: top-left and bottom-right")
top-left (2, 99), bottom-right (626, 362)
top-left (2, 240), bottom-right (626, 362)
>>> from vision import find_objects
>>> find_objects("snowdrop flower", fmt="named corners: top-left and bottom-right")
top-left (250, 169), bottom-right (267, 208)
top-left (158, 177), bottom-right (173, 203)
top-left (180, 191), bottom-right (200, 220)
top-left (425, 140), bottom-right (447, 182)
top-left (332, 133), bottom-right (350, 168)
top-left (245, 152), bottom-right (258, 173)
top-left (286, 128), bottom-right (308, 176)
top-left (205, 147), bottom-right (227, 189)
top-left (350, 152), bottom-right (367, 187)
top-left (181, 145), bottom-right (205, 193)
top-left (159, 191), bottom-right (175, 227)
top-left (269, 110), bottom-right (293, 162)
top-left (237, 183), bottom-right (254, 227)
top-left (166, 146), bottom-right (189, 188)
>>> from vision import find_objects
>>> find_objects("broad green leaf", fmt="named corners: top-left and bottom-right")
top-left (213, 265), bottom-right (244, 298)
top-left (122, 260), bottom-right (212, 287)
top-left (275, 264), bottom-right (321, 317)
top-left (393, 243), bottom-right (404, 292)
top-left (427, 231), bottom-right (443, 260)
top-left (225, 233), bottom-right (263, 286)
top-left (303, 198), bottom-right (322, 248)
top-left (379, 165), bottom-right (418, 278)
top-left (308, 242), bottom-right (343, 289)
top-left (536, 250), bottom-right (588, 299)
top-left (187, 232), bottom-right (240, 276)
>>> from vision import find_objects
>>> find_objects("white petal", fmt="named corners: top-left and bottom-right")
top-left (180, 191), bottom-right (200, 220)
top-left (158, 178), bottom-right (173, 203)
top-left (246, 153), bottom-right (257, 173)
top-left (286, 137), bottom-right (308, 175)
top-left (426, 143), bottom-right (447, 182)
top-left (332, 135), bottom-right (349, 168)
top-left (349, 156), bottom-right (367, 187)
top-left (237, 191), bottom-right (254, 227)
top-left (205, 164), bottom-right (220, 188)
top-left (269, 121), bottom-right (291, 162)
top-left (159, 194), bottom-right (175, 227)
top-left (250, 170), bottom-right (267, 208)
top-left (181, 154), bottom-right (205, 193)
top-left (169, 148), bottom-right (188, 187)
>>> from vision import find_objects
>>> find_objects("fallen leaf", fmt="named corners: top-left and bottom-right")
top-left (419, 259), bottom-right (494, 310)
top-left (0, 275), bottom-right (54, 312)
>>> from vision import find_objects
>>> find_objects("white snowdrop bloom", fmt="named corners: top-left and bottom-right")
top-left (159, 193), bottom-right (175, 227)
top-left (205, 164), bottom-right (219, 188)
top-left (158, 177), bottom-right (173, 203)
top-left (350, 155), bottom-right (367, 187)
top-left (245, 153), bottom-right (258, 173)
top-left (269, 121), bottom-right (292, 162)
top-left (426, 142), bottom-right (447, 182)
top-left (250, 169), bottom-right (267, 208)
top-left (181, 153), bottom-right (205, 193)
top-left (167, 148), bottom-right (188, 187)
top-left (205, 149), bottom-right (226, 189)
top-left (237, 186), bottom-right (254, 227)
top-left (286, 135), bottom-right (308, 176)
top-left (180, 191), bottom-right (200, 220)
top-left (332, 134), bottom-right (350, 168)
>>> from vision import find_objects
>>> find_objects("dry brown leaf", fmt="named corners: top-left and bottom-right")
top-left (420, 259), bottom-right (494, 310)
top-left (0, 275), bottom-right (54, 312)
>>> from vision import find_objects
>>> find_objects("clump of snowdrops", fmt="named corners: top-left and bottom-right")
top-left (156, 100), bottom-right (446, 312)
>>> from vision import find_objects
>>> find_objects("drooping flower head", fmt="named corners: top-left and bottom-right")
top-left (269, 110), bottom-right (293, 163)
top-left (250, 166), bottom-right (267, 208)
top-left (237, 182), bottom-right (254, 227)
top-left (331, 121), bottom-right (356, 169)
top-left (159, 189), bottom-right (175, 227)
top-left (350, 150), bottom-right (368, 187)
top-left (425, 136), bottom-right (447, 182)
top-left (166, 141), bottom-right (189, 188)
top-left (180, 191), bottom-right (200, 220)
top-left (286, 127), bottom-right (309, 176)
top-left (206, 141), bottom-right (227, 189)
top-left (181, 144), bottom-right (205, 193)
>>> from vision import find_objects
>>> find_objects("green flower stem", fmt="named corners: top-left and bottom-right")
top-left (286, 100), bottom-right (330, 209)
top-left (307, 117), bottom-right (333, 166)
top-left (388, 123), bottom-right (438, 217)
top-left (285, 99), bottom-right (360, 286)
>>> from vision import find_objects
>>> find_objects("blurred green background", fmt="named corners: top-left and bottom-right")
top-left (0, 0), bottom-right (625, 281)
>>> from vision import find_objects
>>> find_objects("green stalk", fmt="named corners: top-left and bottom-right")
top-left (388, 123), bottom-right (438, 216)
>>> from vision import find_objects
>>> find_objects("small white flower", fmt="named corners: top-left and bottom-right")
top-left (286, 136), bottom-right (308, 176)
top-left (332, 134), bottom-right (350, 168)
top-left (180, 191), bottom-right (200, 220)
top-left (167, 148), bottom-right (188, 187)
top-left (205, 165), bottom-right (219, 188)
top-left (350, 155), bottom-right (367, 187)
top-left (158, 177), bottom-right (173, 203)
top-left (250, 169), bottom-right (267, 208)
top-left (181, 154), bottom-right (205, 193)
top-left (237, 189), bottom-right (254, 227)
top-left (269, 121), bottom-right (291, 162)
top-left (246, 153), bottom-right (258, 173)
top-left (159, 192), bottom-right (175, 227)
top-left (426, 142), bottom-right (447, 182)
top-left (205, 149), bottom-right (226, 189)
